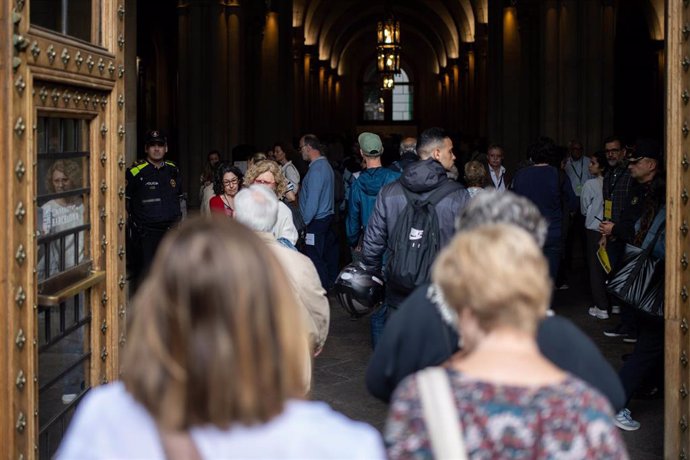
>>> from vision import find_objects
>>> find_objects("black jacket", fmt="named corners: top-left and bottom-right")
top-left (126, 160), bottom-right (184, 227)
top-left (612, 174), bottom-right (665, 246)
top-left (361, 159), bottom-right (470, 305)
top-left (366, 283), bottom-right (626, 411)
top-left (388, 152), bottom-right (419, 173)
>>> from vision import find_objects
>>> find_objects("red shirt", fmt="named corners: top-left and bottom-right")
top-left (209, 195), bottom-right (234, 218)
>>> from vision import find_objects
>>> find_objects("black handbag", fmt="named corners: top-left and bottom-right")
top-left (606, 211), bottom-right (665, 317)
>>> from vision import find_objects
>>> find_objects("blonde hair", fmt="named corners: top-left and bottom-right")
top-left (122, 216), bottom-right (307, 429)
top-left (243, 160), bottom-right (289, 198)
top-left (432, 224), bottom-right (551, 335)
top-left (46, 159), bottom-right (82, 192)
top-left (464, 160), bottom-right (487, 187)
top-left (248, 151), bottom-right (268, 166)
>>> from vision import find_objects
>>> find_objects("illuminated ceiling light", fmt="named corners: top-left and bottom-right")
top-left (381, 73), bottom-right (395, 91)
top-left (377, 8), bottom-right (401, 88)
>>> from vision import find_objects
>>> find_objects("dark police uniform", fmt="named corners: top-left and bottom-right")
top-left (125, 131), bottom-right (184, 288)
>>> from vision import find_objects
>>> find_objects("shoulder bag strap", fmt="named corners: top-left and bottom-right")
top-left (157, 426), bottom-right (203, 460)
top-left (416, 367), bottom-right (467, 460)
top-left (642, 207), bottom-right (666, 255)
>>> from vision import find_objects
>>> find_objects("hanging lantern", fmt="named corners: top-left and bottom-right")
top-left (381, 73), bottom-right (395, 91)
top-left (377, 17), bottom-right (400, 47)
top-left (376, 15), bottom-right (401, 74)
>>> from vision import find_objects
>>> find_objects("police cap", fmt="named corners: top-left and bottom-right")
top-left (145, 130), bottom-right (167, 145)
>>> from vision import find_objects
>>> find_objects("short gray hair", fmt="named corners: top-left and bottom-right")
top-left (234, 185), bottom-right (279, 232)
top-left (454, 190), bottom-right (547, 248)
top-left (400, 137), bottom-right (417, 156)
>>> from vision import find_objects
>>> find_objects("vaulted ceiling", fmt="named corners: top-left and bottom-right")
top-left (292, 0), bottom-right (488, 77)
top-left (290, 0), bottom-right (664, 78)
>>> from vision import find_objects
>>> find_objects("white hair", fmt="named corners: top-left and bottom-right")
top-left (234, 185), bottom-right (279, 232)
top-left (455, 190), bottom-right (548, 248)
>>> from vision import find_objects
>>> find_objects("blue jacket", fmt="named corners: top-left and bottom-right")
top-left (345, 167), bottom-right (400, 247)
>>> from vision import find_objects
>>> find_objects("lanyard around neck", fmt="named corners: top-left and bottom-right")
top-left (569, 158), bottom-right (584, 182)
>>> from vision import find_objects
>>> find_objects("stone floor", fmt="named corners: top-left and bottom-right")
top-left (311, 267), bottom-right (664, 459)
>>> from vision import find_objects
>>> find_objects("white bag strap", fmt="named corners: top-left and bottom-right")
top-left (416, 367), bottom-right (467, 460)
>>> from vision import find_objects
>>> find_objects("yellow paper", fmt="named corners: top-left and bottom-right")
top-left (597, 246), bottom-right (612, 274)
top-left (603, 200), bottom-right (613, 220)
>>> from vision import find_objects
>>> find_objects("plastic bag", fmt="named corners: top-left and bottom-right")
top-left (607, 243), bottom-right (664, 317)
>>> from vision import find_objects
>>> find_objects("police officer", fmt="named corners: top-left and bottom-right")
top-left (126, 130), bottom-right (186, 289)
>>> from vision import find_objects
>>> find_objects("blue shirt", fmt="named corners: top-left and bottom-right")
top-left (299, 156), bottom-right (335, 225)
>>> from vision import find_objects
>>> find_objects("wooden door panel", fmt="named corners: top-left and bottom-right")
top-left (665, 0), bottom-right (690, 456)
top-left (3, 1), bottom-right (127, 458)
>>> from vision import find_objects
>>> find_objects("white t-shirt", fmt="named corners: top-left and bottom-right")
top-left (281, 161), bottom-right (301, 188)
top-left (581, 176), bottom-right (604, 231)
top-left (489, 166), bottom-right (507, 192)
top-left (57, 382), bottom-right (385, 459)
top-left (274, 201), bottom-right (299, 244)
top-left (565, 156), bottom-right (593, 196)
top-left (200, 183), bottom-right (215, 215)
top-left (38, 199), bottom-right (85, 279)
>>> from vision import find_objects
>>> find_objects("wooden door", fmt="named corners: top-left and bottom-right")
top-left (1, 1), bottom-right (126, 457)
top-left (666, 0), bottom-right (690, 456)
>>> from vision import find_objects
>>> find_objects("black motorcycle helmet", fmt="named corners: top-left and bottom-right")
top-left (334, 262), bottom-right (384, 318)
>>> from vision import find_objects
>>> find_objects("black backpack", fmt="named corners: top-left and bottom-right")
top-left (386, 180), bottom-right (459, 294)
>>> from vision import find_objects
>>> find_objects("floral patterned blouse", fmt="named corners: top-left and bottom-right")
top-left (385, 367), bottom-right (628, 459)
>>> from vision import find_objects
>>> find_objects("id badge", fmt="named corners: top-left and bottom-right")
top-left (604, 200), bottom-right (613, 220)
top-left (575, 184), bottom-right (583, 195)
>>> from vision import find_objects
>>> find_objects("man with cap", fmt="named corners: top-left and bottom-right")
top-left (344, 133), bottom-right (400, 344)
top-left (599, 138), bottom-right (666, 431)
top-left (126, 130), bottom-right (186, 291)
top-left (346, 132), bottom-right (400, 252)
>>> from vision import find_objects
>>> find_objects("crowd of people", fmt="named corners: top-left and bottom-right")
top-left (58, 126), bottom-right (668, 457)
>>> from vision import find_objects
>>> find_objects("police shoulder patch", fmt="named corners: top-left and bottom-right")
top-left (129, 161), bottom-right (150, 177)
top-left (170, 179), bottom-right (177, 188)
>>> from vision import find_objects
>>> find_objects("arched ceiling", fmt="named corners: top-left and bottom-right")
top-left (337, 25), bottom-right (442, 76)
top-left (294, 0), bottom-right (489, 74)
top-left (324, 7), bottom-right (453, 71)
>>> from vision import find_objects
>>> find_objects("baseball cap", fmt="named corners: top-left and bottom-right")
top-left (628, 138), bottom-right (662, 163)
top-left (145, 130), bottom-right (167, 145)
top-left (358, 132), bottom-right (383, 156)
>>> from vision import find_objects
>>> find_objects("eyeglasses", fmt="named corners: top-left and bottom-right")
top-left (254, 179), bottom-right (276, 186)
top-left (223, 179), bottom-right (239, 186)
